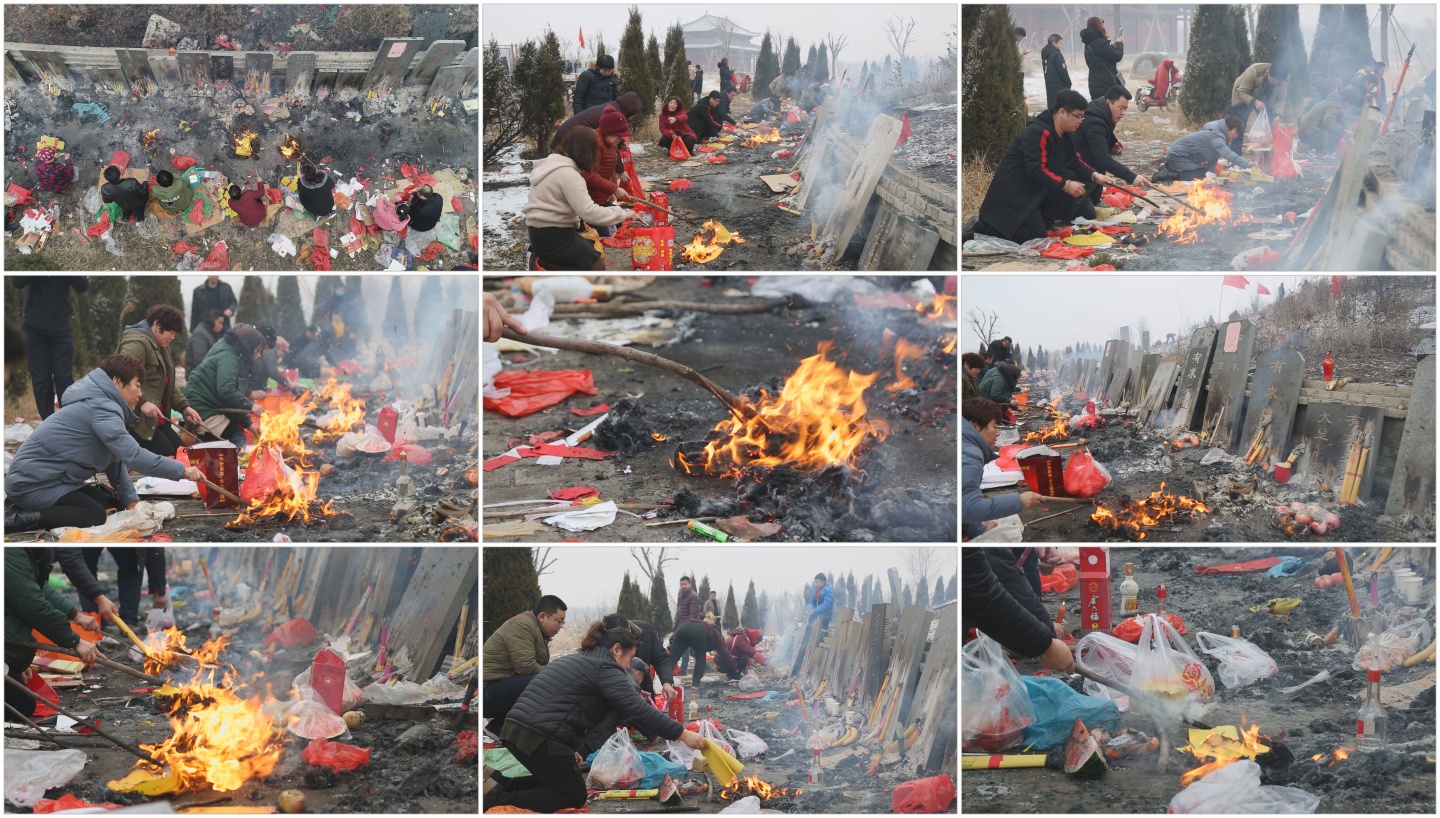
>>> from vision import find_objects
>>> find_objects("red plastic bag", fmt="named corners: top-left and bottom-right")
top-left (707, 154), bottom-right (728, 163)
top-left (669, 138), bottom-right (692, 160)
top-left (454, 730), bottom-right (478, 764)
top-left (302, 737), bottom-right (372, 771)
top-left (571, 403), bottom-right (610, 416)
top-left (172, 240), bottom-right (199, 255)
top-left (1062, 449), bottom-right (1112, 498)
top-left (172, 155), bottom-right (197, 171)
top-left (1270, 125), bottom-right (1298, 180)
top-left (197, 241), bottom-right (229, 271)
top-left (1039, 563), bottom-right (1079, 595)
top-left (1046, 226), bottom-right (1075, 239)
top-left (188, 198), bottom-right (206, 225)
top-left (892, 774), bottom-right (955, 814)
top-left (1113, 613), bottom-right (1187, 643)
top-left (1195, 557), bottom-right (1282, 575)
top-left (380, 443), bottom-right (432, 466)
top-left (669, 178), bottom-right (693, 191)
top-left (1101, 190), bottom-right (1134, 210)
top-left (26, 667), bottom-right (60, 719)
top-left (483, 369), bottom-right (597, 417)
top-left (263, 617), bottom-right (317, 649)
top-left (240, 446), bottom-right (293, 504)
top-left (35, 794), bottom-right (119, 813)
top-left (1095, 224), bottom-right (1132, 235)
top-left (550, 486), bottom-right (599, 501)
top-left (994, 443), bottom-right (1024, 472)
top-left (1041, 243), bottom-right (1094, 260)
top-left (86, 209), bottom-right (112, 238)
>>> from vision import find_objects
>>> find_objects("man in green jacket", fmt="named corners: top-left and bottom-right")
top-left (246, 325), bottom-right (293, 396)
top-left (962, 352), bottom-right (984, 402)
top-left (6, 548), bottom-right (101, 718)
top-left (182, 324), bottom-right (267, 448)
top-left (149, 170), bottom-right (195, 217)
top-left (979, 363), bottom-right (1021, 410)
top-left (118, 304), bottom-right (203, 457)
top-left (482, 595), bottom-right (566, 730)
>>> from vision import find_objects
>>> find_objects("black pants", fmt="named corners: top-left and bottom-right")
top-left (1040, 185), bottom-right (1098, 227)
top-left (78, 547), bottom-right (147, 627)
top-left (659, 134), bottom-right (698, 153)
top-left (132, 424), bottom-right (183, 458)
top-left (6, 660), bottom-right (37, 720)
top-left (120, 196), bottom-right (149, 223)
top-left (482, 673), bottom-right (537, 731)
top-left (1153, 163), bottom-right (1208, 183)
top-left (1227, 103), bottom-right (1254, 157)
top-left (23, 327), bottom-right (74, 419)
top-left (36, 485), bottom-right (113, 530)
top-left (483, 740), bottom-right (587, 813)
top-left (528, 225), bottom-right (600, 271)
top-left (669, 621), bottom-right (714, 686)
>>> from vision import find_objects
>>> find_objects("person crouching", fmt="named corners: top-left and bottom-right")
top-left (522, 126), bottom-right (636, 271)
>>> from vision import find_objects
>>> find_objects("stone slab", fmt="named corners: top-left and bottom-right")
top-left (1136, 353), bottom-right (1161, 405)
top-left (1295, 403), bottom-right (1384, 500)
top-left (1170, 327), bottom-right (1218, 432)
top-left (210, 54), bottom-right (234, 82)
top-left (1079, 358), bottom-right (1098, 397)
top-left (337, 70), bottom-right (367, 91)
top-left (285, 52), bottom-right (315, 94)
top-left (1240, 349), bottom-right (1304, 466)
top-left (20, 50), bottom-right (74, 90)
top-left (244, 52), bottom-right (273, 97)
top-left (1104, 343), bottom-right (1134, 405)
top-left (148, 55), bottom-right (180, 88)
top-left (1096, 339), bottom-right (1128, 403)
top-left (315, 70), bottom-right (338, 92)
top-left (858, 207), bottom-right (941, 271)
top-left (1140, 361), bottom-right (1180, 426)
top-left (411, 11), bottom-right (453, 49)
top-left (1384, 355), bottom-right (1435, 519)
top-left (1201, 319), bottom-right (1256, 450)
top-left (177, 52), bottom-right (210, 89)
top-left (406, 39), bottom-right (464, 86)
top-left (3, 53), bottom-right (20, 85)
top-left (364, 37), bottom-right (424, 91)
top-left (116, 49), bottom-right (155, 90)
top-left (427, 64), bottom-right (471, 102)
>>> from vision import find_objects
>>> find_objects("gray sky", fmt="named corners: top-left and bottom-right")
top-left (961, 275), bottom-right (1324, 354)
top-left (165, 275), bottom-right (477, 336)
top-left (481, 3), bottom-right (957, 68)
top-left (522, 546), bottom-right (956, 615)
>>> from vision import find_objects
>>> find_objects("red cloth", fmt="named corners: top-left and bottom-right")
top-left (1039, 564), bottom-right (1078, 594)
top-left (1222, 275), bottom-right (1250, 289)
top-left (1194, 557), bottom-right (1282, 574)
top-left (896, 113), bottom-right (913, 145)
top-left (1041, 243), bottom-right (1094, 260)
top-left (1331, 275), bottom-right (1344, 296)
top-left (187, 198), bottom-right (206, 225)
top-left (550, 486), bottom-right (599, 501)
top-left (483, 368), bottom-right (597, 417)
top-left (1257, 283), bottom-right (1272, 294)
top-left (1094, 224), bottom-right (1132, 235)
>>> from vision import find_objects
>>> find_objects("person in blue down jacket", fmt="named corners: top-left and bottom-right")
top-left (962, 398), bottom-right (1040, 540)
top-left (1152, 115), bottom-right (1250, 183)
top-left (4, 355), bottom-right (206, 533)
top-left (484, 619), bottom-right (709, 813)
top-left (806, 573), bottom-right (834, 629)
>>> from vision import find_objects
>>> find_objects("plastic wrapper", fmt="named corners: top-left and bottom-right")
top-left (1112, 613), bottom-right (1187, 643)
top-left (962, 632), bottom-right (1036, 752)
top-left (696, 719), bottom-right (733, 758)
top-left (361, 672), bottom-right (466, 705)
top-left (4, 422), bottom-right (33, 442)
top-left (725, 728), bottom-right (769, 759)
top-left (1131, 614), bottom-right (1214, 703)
top-left (1020, 676), bottom-right (1120, 750)
top-left (287, 698), bottom-right (349, 740)
top-left (738, 671), bottom-right (765, 692)
top-left (294, 667), bottom-right (363, 712)
top-left (891, 774), bottom-right (956, 814)
top-left (1076, 630), bottom-right (1139, 710)
top-left (264, 617), bottom-right (317, 649)
top-left (301, 737), bottom-right (371, 771)
top-left (1062, 449), bottom-right (1112, 498)
top-left (961, 235), bottom-right (1023, 255)
top-left (1195, 632), bottom-right (1278, 688)
top-left (1352, 619), bottom-right (1433, 671)
top-left (1169, 759), bottom-right (1319, 813)
top-left (1039, 564), bottom-right (1078, 594)
top-left (720, 795), bottom-right (762, 813)
top-left (197, 241), bottom-right (228, 271)
top-left (135, 212), bottom-right (160, 239)
top-left (4, 749), bottom-right (88, 807)
top-left (585, 729), bottom-right (646, 790)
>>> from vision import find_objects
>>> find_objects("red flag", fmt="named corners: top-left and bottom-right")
top-left (1256, 283), bottom-right (1271, 295)
top-left (1222, 275), bottom-right (1249, 289)
top-left (896, 113), bottom-right (913, 146)
top-left (1331, 275), bottom-right (1344, 297)
top-left (579, 27), bottom-right (585, 49)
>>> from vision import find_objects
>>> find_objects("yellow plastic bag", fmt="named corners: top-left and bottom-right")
top-left (701, 738), bottom-right (744, 786)
top-left (38, 136), bottom-right (65, 153)
top-left (1063, 232), bottom-right (1115, 246)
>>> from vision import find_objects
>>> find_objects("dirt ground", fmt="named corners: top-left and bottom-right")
top-left (482, 277), bottom-right (957, 542)
top-left (962, 546), bottom-right (1437, 815)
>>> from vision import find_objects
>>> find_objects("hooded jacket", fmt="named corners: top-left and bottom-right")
top-left (4, 369), bottom-right (186, 511)
top-left (1041, 42), bottom-right (1072, 108)
top-left (101, 176), bottom-right (149, 211)
top-left (962, 422), bottom-right (1024, 539)
top-left (5, 548), bottom-right (84, 672)
top-left (297, 172), bottom-right (336, 218)
top-left (373, 196), bottom-right (410, 231)
top-left (521, 154), bottom-right (629, 230)
top-left (1163, 119), bottom-right (1250, 173)
top-left (1077, 97), bottom-right (1138, 183)
top-left (977, 110), bottom-right (1100, 243)
top-left (551, 92), bottom-right (642, 151)
top-left (182, 329), bottom-right (260, 423)
top-left (151, 174), bottom-right (195, 216)
top-left (573, 67), bottom-right (620, 114)
top-left (1080, 28), bottom-right (1124, 99)
top-left (117, 320), bottom-right (191, 441)
top-left (978, 365), bottom-right (1018, 403)
top-left (806, 582), bottom-right (834, 621)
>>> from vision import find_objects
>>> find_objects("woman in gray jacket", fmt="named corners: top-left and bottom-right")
top-left (4, 354), bottom-right (205, 533)
top-left (962, 398), bottom-right (1039, 540)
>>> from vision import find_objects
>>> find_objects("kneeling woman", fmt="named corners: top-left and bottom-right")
top-left (4, 354), bottom-right (206, 532)
top-left (484, 620), bottom-right (708, 813)
top-left (183, 325), bottom-right (267, 448)
top-left (657, 96), bottom-right (698, 155)
top-left (522, 125), bottom-right (635, 271)
top-left (118, 304), bottom-right (204, 457)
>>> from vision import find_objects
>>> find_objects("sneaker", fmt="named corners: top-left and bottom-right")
top-left (962, 218), bottom-right (979, 242)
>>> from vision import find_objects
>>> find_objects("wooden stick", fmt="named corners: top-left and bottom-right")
top-left (1050, 439), bottom-right (1087, 450)
top-left (500, 329), bottom-right (752, 422)
top-left (1038, 496), bottom-right (1091, 504)
top-left (106, 613), bottom-right (183, 673)
top-left (198, 477), bottom-right (244, 507)
top-left (551, 299), bottom-right (786, 316)
top-left (454, 600), bottom-right (470, 661)
top-left (1335, 548), bottom-right (1362, 618)
top-left (11, 640), bottom-right (167, 684)
top-left (643, 516), bottom-right (719, 527)
top-left (4, 675), bottom-right (162, 765)
top-left (1026, 505), bottom-right (1093, 527)
top-left (176, 511), bottom-right (241, 519)
top-left (200, 555), bottom-right (220, 607)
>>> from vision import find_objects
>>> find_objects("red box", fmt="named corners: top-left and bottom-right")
top-left (631, 226), bottom-right (674, 271)
top-left (1078, 547), bottom-right (1112, 633)
top-left (1018, 452), bottom-right (1065, 496)
top-left (646, 191), bottom-right (670, 226)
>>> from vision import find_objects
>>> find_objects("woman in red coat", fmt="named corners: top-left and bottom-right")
top-left (657, 96), bottom-right (698, 155)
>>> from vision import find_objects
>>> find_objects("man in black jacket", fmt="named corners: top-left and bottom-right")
top-left (11, 277), bottom-right (86, 419)
top-left (77, 547), bottom-right (166, 630)
top-left (573, 54), bottom-right (620, 115)
top-left (969, 90), bottom-right (1121, 243)
top-left (101, 166), bottom-right (149, 222)
top-left (962, 549), bottom-right (1074, 671)
top-left (1080, 17), bottom-right (1124, 101)
top-left (691, 63), bottom-right (704, 97)
top-left (190, 276), bottom-right (237, 332)
top-left (687, 92), bottom-right (726, 142)
top-left (1076, 86), bottom-right (1151, 207)
top-left (714, 88), bottom-right (739, 126)
top-left (1041, 34), bottom-right (1071, 111)
top-left (408, 185), bottom-right (444, 233)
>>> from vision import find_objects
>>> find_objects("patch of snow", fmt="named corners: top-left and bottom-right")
top-left (490, 143), bottom-right (526, 166)
top-left (911, 101), bottom-right (958, 112)
top-left (482, 163), bottom-right (529, 184)
top-left (483, 182), bottom-right (530, 245)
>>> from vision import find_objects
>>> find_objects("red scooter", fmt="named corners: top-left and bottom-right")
top-left (1136, 59), bottom-right (1182, 112)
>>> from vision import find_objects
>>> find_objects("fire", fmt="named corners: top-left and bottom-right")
top-left (680, 220), bottom-right (744, 264)
top-left (1179, 719), bottom-right (1268, 787)
top-left (313, 379), bottom-right (367, 442)
top-left (142, 129), bottom-right (160, 147)
top-left (942, 335), bottom-right (957, 355)
top-left (720, 775), bottom-right (803, 801)
top-left (1311, 746), bottom-right (1352, 767)
top-left (279, 133), bottom-right (301, 159)
top-left (741, 128), bottom-right (783, 148)
top-left (253, 392), bottom-right (315, 465)
top-left (1091, 481), bottom-right (1210, 540)
top-left (885, 338), bottom-right (925, 392)
top-left (143, 627), bottom-right (230, 676)
top-left (1156, 181), bottom-right (1234, 243)
top-left (674, 341), bottom-right (888, 477)
top-left (231, 130), bottom-right (260, 157)
top-left (651, 432), bottom-right (668, 441)
top-left (1023, 416), bottom-right (1070, 444)
top-left (915, 294), bottom-right (957, 320)
top-left (229, 455), bottom-right (335, 528)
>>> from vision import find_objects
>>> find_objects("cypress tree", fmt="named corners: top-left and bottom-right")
top-left (946, 574), bottom-right (957, 601)
top-left (782, 37), bottom-right (801, 75)
top-left (741, 580), bottom-right (759, 628)
top-left (1180, 5), bottom-right (1252, 127)
top-left (815, 43), bottom-right (829, 83)
top-left (382, 277), bottom-right (408, 351)
top-left (1253, 5), bottom-right (1308, 114)
top-left (662, 23), bottom-right (693, 107)
top-left (845, 572), bottom-right (856, 608)
top-left (698, 574), bottom-right (712, 605)
top-left (903, 584), bottom-right (914, 607)
top-left (757, 591), bottom-right (770, 634)
top-left (618, 7), bottom-right (656, 118)
top-left (272, 276), bottom-right (306, 347)
top-left (754, 31), bottom-right (778, 101)
top-left (647, 31), bottom-right (663, 104)
top-left (512, 40), bottom-right (549, 157)
top-left (648, 567), bottom-right (673, 634)
top-left (414, 276), bottom-right (445, 348)
top-left (342, 276), bottom-right (370, 341)
top-left (806, 43), bottom-right (818, 75)
top-left (916, 577), bottom-right (930, 607)
top-left (1330, 5), bottom-right (1374, 82)
top-left (962, 5), bottom-right (1026, 165)
top-left (1309, 5), bottom-right (1343, 91)
top-left (618, 571), bottom-right (648, 621)
top-left (237, 276), bottom-right (275, 328)
top-left (537, 30), bottom-right (567, 151)
top-left (310, 275), bottom-right (341, 328)
top-left (482, 548), bottom-right (541, 640)
top-left (723, 584), bottom-right (740, 631)
top-left (934, 576), bottom-right (946, 604)
top-left (594, 32), bottom-right (607, 63)
top-left (74, 277), bottom-right (128, 373)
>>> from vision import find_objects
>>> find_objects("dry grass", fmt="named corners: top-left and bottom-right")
top-left (961, 156), bottom-right (993, 223)
top-left (1117, 109), bottom-right (1190, 144)
top-left (632, 116), bottom-right (661, 145)
top-left (1259, 277), bottom-right (1425, 356)
top-left (5, 392), bottom-right (39, 421)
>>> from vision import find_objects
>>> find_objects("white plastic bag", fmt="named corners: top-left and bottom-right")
top-left (1076, 631), bottom-right (1139, 711)
top-left (586, 728), bottom-right (645, 790)
top-left (293, 667), bottom-right (363, 711)
top-left (135, 212), bottom-right (161, 238)
top-left (738, 671), bottom-right (765, 692)
top-left (146, 605), bottom-right (177, 632)
top-left (1169, 759), bottom-right (1319, 813)
top-left (726, 728), bottom-right (769, 758)
top-left (961, 235), bottom-right (1023, 256)
top-left (1352, 618), bottom-right (1433, 671)
top-left (962, 632), bottom-right (1036, 752)
top-left (267, 232), bottom-right (296, 257)
top-left (1132, 614), bottom-right (1214, 703)
top-left (1245, 109), bottom-right (1273, 153)
top-left (697, 719), bottom-right (733, 757)
top-left (4, 748), bottom-right (87, 807)
top-left (4, 422), bottom-right (34, 442)
top-left (720, 795), bottom-right (762, 813)
top-left (287, 698), bottom-right (348, 739)
top-left (1195, 632), bottom-right (1278, 688)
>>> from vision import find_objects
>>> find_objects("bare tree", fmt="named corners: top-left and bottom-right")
top-left (825, 32), bottom-right (849, 82)
top-left (531, 547), bottom-right (557, 579)
top-left (885, 15), bottom-right (918, 103)
top-left (716, 16), bottom-right (736, 72)
top-left (903, 547), bottom-right (943, 599)
top-left (631, 547), bottom-right (677, 583)
top-left (965, 307), bottom-right (1001, 353)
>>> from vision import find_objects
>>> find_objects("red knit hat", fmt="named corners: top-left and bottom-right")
top-left (597, 105), bottom-right (631, 139)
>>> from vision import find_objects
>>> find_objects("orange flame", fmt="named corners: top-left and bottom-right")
top-left (1023, 416), bottom-right (1071, 444)
top-left (1156, 181), bottom-right (1235, 243)
top-left (231, 130), bottom-right (260, 157)
top-left (885, 338), bottom-right (925, 392)
top-left (1091, 481), bottom-right (1210, 540)
top-left (279, 133), bottom-right (301, 159)
top-left (720, 775), bottom-right (803, 801)
top-left (741, 128), bottom-right (783, 148)
top-left (313, 379), bottom-right (367, 442)
top-left (915, 294), bottom-right (957, 320)
top-left (942, 335), bottom-right (957, 355)
top-left (142, 129), bottom-right (160, 147)
top-left (651, 432), bottom-right (669, 441)
top-left (674, 341), bottom-right (888, 477)
top-left (680, 220), bottom-right (744, 264)
top-left (1179, 719), bottom-right (1266, 787)
top-left (253, 392), bottom-right (315, 465)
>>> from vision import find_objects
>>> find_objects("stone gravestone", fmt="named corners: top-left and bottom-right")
top-left (406, 39), bottom-right (465, 87)
top-left (285, 52), bottom-right (315, 95)
top-left (1094, 340), bottom-right (1121, 400)
top-left (411, 11), bottom-right (452, 49)
top-left (148, 55), bottom-right (181, 89)
top-left (1120, 350), bottom-right (1143, 404)
top-left (1200, 320), bottom-right (1257, 450)
top-left (1169, 327), bottom-right (1218, 432)
top-left (244, 53), bottom-right (273, 97)
top-left (116, 49), bottom-right (156, 92)
top-left (1384, 355), bottom-right (1435, 519)
top-left (1295, 404), bottom-right (1385, 500)
top-left (177, 52), bottom-right (210, 90)
top-left (1105, 344), bottom-right (1135, 406)
top-left (1081, 359), bottom-right (1099, 397)
top-left (1140, 361), bottom-right (1180, 426)
top-left (211, 55), bottom-right (234, 82)
top-left (21, 50), bottom-right (75, 91)
top-left (1136, 353), bottom-right (1161, 405)
top-left (859, 208), bottom-right (941, 271)
top-left (364, 37), bottom-right (425, 92)
top-left (1239, 350), bottom-right (1304, 467)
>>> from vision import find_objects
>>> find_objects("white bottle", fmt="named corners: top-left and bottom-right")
top-left (531, 276), bottom-right (611, 303)
top-left (1121, 563), bottom-right (1139, 614)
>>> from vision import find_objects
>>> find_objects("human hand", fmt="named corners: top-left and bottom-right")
top-left (75, 640), bottom-right (101, 666)
top-left (679, 729), bottom-right (709, 751)
top-left (1019, 491), bottom-right (1042, 509)
top-left (224, 309), bottom-right (234, 317)
top-left (1037, 638), bottom-right (1076, 672)
top-left (1055, 622), bottom-right (1068, 640)
top-left (1115, 35), bottom-right (1124, 43)
top-left (250, 403), bottom-right (264, 415)
top-left (1063, 180), bottom-right (1086, 198)
top-left (484, 292), bottom-right (527, 343)
top-left (140, 401), bottom-right (162, 420)
top-left (1254, 100), bottom-right (1265, 111)
top-left (93, 595), bottom-right (119, 621)
top-left (21, 667), bottom-right (33, 683)
top-left (151, 594), bottom-right (168, 611)
top-left (1133, 173), bottom-right (1152, 188)
top-left (125, 501), bottom-right (138, 511)
top-left (73, 611), bottom-right (101, 632)
top-left (184, 466), bottom-right (206, 483)
top-left (662, 683), bottom-right (678, 699)
top-left (249, 390), bottom-right (266, 401)
top-left (183, 407), bottom-right (202, 425)
top-left (981, 520), bottom-right (998, 533)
